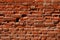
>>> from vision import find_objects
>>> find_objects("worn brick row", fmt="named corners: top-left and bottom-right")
top-left (0, 27), bottom-right (60, 40)
top-left (0, 4), bottom-right (60, 11)
top-left (0, 11), bottom-right (60, 28)
top-left (0, 0), bottom-right (60, 3)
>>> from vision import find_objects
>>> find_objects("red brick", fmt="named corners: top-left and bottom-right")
top-left (0, 0), bottom-right (60, 40)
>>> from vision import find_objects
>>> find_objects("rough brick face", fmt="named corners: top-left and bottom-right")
top-left (0, 0), bottom-right (60, 40)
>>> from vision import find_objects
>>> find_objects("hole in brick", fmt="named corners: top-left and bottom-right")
top-left (13, 12), bottom-right (15, 14)
top-left (30, 12), bottom-right (32, 14)
top-left (15, 18), bottom-right (19, 22)
top-left (13, 11), bottom-right (16, 14)
top-left (16, 34), bottom-right (19, 37)
top-left (32, 35), bottom-right (34, 37)
top-left (45, 18), bottom-right (49, 19)
top-left (21, 14), bottom-right (27, 17)
top-left (0, 14), bottom-right (4, 16)
top-left (39, 32), bottom-right (42, 34)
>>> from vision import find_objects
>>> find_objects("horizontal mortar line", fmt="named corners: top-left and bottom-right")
top-left (0, 2), bottom-right (60, 3)
top-left (0, 36), bottom-right (53, 38)
top-left (0, 34), bottom-right (56, 36)
top-left (1, 36), bottom-right (41, 38)
top-left (1, 37), bottom-right (45, 38)
top-left (0, 27), bottom-right (58, 29)
top-left (0, 2), bottom-right (60, 4)
top-left (0, 28), bottom-right (59, 30)
top-left (0, 33), bottom-right (58, 35)
top-left (0, 11), bottom-right (44, 12)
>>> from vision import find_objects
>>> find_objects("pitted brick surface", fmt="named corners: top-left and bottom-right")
top-left (0, 0), bottom-right (60, 40)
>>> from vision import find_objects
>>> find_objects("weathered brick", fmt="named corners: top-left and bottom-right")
top-left (0, 0), bottom-right (60, 40)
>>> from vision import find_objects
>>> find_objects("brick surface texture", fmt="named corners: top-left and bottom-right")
top-left (0, 0), bottom-right (60, 40)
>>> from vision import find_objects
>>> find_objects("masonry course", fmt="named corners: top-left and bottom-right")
top-left (0, 0), bottom-right (60, 40)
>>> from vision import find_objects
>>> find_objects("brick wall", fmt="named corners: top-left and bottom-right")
top-left (0, 0), bottom-right (60, 40)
